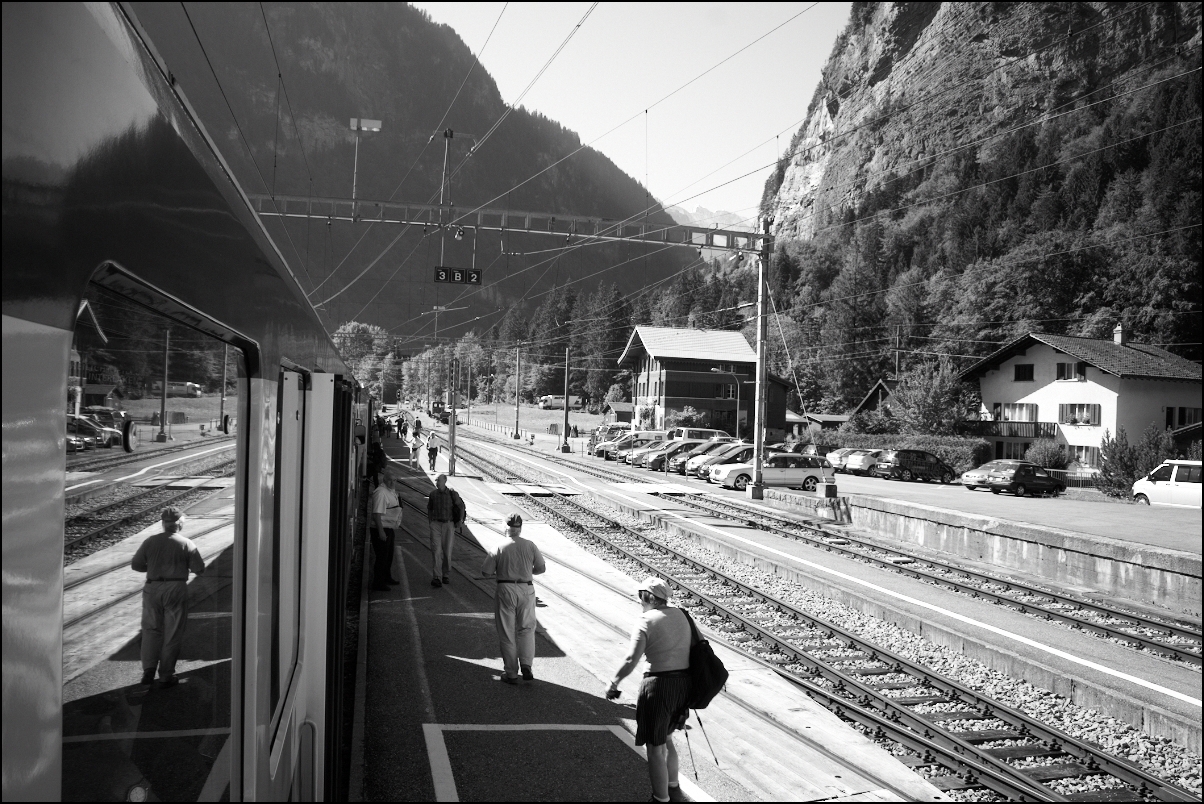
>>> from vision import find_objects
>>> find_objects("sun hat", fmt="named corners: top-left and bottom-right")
top-left (161, 506), bottom-right (184, 522)
top-left (638, 576), bottom-right (671, 601)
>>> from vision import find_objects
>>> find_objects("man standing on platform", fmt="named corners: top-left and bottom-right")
top-left (425, 473), bottom-right (465, 588)
top-left (131, 506), bottom-right (205, 688)
top-left (370, 473), bottom-right (402, 591)
top-left (426, 433), bottom-right (439, 471)
top-left (481, 513), bottom-right (545, 684)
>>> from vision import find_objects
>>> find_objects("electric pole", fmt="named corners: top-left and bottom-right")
top-left (449, 358), bottom-right (458, 475)
top-left (156, 329), bottom-right (170, 442)
top-left (749, 218), bottom-right (772, 499)
top-left (560, 346), bottom-right (571, 452)
top-left (514, 343), bottom-right (522, 439)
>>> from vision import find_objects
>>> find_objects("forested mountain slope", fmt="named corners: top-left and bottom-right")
top-left (130, 3), bottom-right (690, 339)
top-left (751, 1), bottom-right (1202, 410)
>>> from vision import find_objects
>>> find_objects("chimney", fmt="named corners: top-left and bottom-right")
top-left (1113, 322), bottom-right (1128, 346)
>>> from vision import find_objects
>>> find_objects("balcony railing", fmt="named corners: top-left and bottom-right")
top-left (956, 420), bottom-right (1059, 439)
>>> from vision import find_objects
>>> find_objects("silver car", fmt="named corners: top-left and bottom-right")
top-left (843, 449), bottom-right (883, 476)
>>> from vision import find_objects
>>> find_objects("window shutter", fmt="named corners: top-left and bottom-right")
top-left (1091, 404), bottom-right (1101, 426)
top-left (1076, 362), bottom-right (1087, 380)
top-left (1056, 363), bottom-right (1066, 381)
top-left (1029, 404), bottom-right (1038, 423)
top-left (1058, 404), bottom-right (1067, 424)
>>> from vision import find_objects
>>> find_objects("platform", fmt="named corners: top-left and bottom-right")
top-left (358, 437), bottom-right (947, 801)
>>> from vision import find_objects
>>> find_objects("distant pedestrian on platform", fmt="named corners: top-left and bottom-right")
top-left (481, 513), bottom-right (545, 684)
top-left (399, 418), bottom-right (408, 439)
top-left (426, 473), bottom-right (465, 588)
top-left (370, 473), bottom-right (402, 591)
top-left (427, 435), bottom-right (439, 470)
top-left (131, 506), bottom-right (206, 688)
top-left (607, 577), bottom-right (691, 803)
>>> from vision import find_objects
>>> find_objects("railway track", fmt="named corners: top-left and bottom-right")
top-left (65, 460), bottom-right (237, 551)
top-left (460, 433), bottom-right (1202, 667)
top-left (450, 439), bottom-right (1196, 802)
top-left (66, 435), bottom-right (235, 474)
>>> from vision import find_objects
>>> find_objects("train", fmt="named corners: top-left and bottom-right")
top-left (3, 4), bottom-right (373, 800)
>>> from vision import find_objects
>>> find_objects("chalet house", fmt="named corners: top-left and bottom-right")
top-left (603, 401), bottom-right (634, 423)
top-left (851, 378), bottom-right (898, 418)
top-left (959, 325), bottom-right (1202, 469)
top-left (617, 326), bottom-right (789, 439)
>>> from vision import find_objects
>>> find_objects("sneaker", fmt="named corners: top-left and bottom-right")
top-left (441, 576), bottom-right (450, 585)
top-left (431, 578), bottom-right (442, 588)
top-left (140, 669), bottom-right (156, 686)
top-left (501, 675), bottom-right (520, 685)
top-left (668, 784), bottom-right (689, 802)
top-left (521, 665), bottom-right (534, 681)
top-left (158, 675), bottom-right (179, 689)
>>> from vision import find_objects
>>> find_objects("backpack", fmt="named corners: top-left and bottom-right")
top-left (682, 609), bottom-right (727, 709)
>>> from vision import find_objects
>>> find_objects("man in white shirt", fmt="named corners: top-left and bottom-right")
top-left (370, 473), bottom-right (402, 591)
top-left (481, 513), bottom-right (546, 684)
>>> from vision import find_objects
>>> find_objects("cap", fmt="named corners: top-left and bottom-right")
top-left (638, 576), bottom-right (671, 601)
top-left (505, 513), bottom-right (523, 528)
top-left (161, 506), bottom-right (185, 522)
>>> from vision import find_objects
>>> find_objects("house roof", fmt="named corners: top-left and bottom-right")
top-left (785, 410), bottom-right (807, 423)
top-left (618, 326), bottom-right (755, 367)
top-left (851, 378), bottom-right (898, 415)
top-left (75, 300), bottom-right (108, 344)
top-left (605, 401), bottom-right (635, 413)
top-left (960, 333), bottom-right (1201, 383)
top-left (806, 412), bottom-right (850, 424)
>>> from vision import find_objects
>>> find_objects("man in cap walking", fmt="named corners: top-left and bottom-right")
top-left (607, 577), bottom-right (692, 802)
top-left (131, 507), bottom-right (206, 687)
top-left (481, 513), bottom-right (546, 683)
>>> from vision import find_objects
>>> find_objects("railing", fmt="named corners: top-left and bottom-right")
top-left (1047, 468), bottom-right (1100, 489)
top-left (957, 420), bottom-right (1059, 438)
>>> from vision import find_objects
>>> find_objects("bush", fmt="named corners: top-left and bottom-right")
top-left (831, 432), bottom-right (992, 475)
top-left (1097, 424), bottom-right (1178, 498)
top-left (1025, 438), bottom-right (1068, 470)
top-left (840, 408), bottom-right (899, 434)
top-left (665, 406), bottom-right (704, 429)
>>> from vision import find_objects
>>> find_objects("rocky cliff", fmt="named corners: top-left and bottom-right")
top-left (765, 2), bottom-right (1201, 241)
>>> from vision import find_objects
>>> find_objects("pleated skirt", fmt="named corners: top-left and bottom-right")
top-left (635, 672), bottom-right (691, 747)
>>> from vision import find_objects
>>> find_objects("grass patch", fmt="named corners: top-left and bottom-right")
top-left (456, 403), bottom-right (605, 434)
top-left (124, 394), bottom-right (237, 422)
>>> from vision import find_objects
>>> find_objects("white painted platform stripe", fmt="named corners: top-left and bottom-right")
top-left (65, 443), bottom-right (236, 492)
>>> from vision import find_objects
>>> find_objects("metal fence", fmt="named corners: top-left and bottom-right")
top-left (1047, 468), bottom-right (1100, 489)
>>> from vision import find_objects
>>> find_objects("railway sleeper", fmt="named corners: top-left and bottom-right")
top-left (1023, 762), bottom-right (1106, 781)
top-left (1062, 788), bottom-right (1147, 801)
top-left (983, 743), bottom-right (1064, 760)
top-left (958, 729), bottom-right (1027, 743)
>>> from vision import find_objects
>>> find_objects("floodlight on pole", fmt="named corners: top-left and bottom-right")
top-left (349, 117), bottom-right (382, 216)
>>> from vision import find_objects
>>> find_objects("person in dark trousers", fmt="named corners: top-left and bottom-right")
top-left (425, 473), bottom-right (465, 588)
top-left (370, 473), bottom-right (402, 591)
top-left (427, 434), bottom-right (439, 471)
top-left (481, 514), bottom-right (545, 684)
top-left (607, 577), bottom-right (692, 803)
top-left (131, 507), bottom-right (206, 687)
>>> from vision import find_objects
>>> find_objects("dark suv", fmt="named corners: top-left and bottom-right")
top-left (873, 449), bottom-right (956, 484)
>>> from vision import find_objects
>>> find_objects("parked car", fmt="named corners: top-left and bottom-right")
top-left (81, 406), bottom-right (127, 428)
top-left (961, 460), bottom-right (1028, 490)
top-left (613, 432), bottom-right (668, 463)
top-left (843, 449), bottom-right (883, 476)
top-left (628, 440), bottom-right (670, 466)
top-left (68, 414), bottom-right (120, 448)
top-left (666, 427), bottom-right (729, 441)
top-left (825, 448), bottom-right (857, 472)
top-left (683, 441), bottom-right (745, 477)
top-left (873, 449), bottom-right (956, 483)
top-left (646, 439), bottom-right (707, 471)
top-left (65, 432), bottom-right (85, 453)
top-left (985, 463), bottom-right (1066, 497)
top-left (66, 418), bottom-right (97, 450)
top-left (696, 443), bottom-right (759, 481)
top-left (669, 439), bottom-right (734, 474)
top-left (711, 453), bottom-right (834, 492)
top-left (1132, 460), bottom-right (1202, 508)
top-left (801, 444), bottom-right (836, 457)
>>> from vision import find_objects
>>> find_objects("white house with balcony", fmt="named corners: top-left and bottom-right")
top-left (959, 325), bottom-right (1201, 469)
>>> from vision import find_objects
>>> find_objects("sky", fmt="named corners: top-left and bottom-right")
top-left (412, 2), bottom-right (851, 227)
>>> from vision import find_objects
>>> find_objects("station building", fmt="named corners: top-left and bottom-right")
top-left (959, 324), bottom-right (1202, 468)
top-left (617, 325), bottom-right (789, 440)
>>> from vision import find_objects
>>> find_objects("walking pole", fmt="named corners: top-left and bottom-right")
top-left (693, 710), bottom-right (720, 767)
top-left (683, 724), bottom-right (699, 780)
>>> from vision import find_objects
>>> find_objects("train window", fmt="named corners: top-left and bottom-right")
top-left (63, 282), bottom-right (242, 801)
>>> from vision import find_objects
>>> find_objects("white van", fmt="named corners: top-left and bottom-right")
top-left (1132, 460), bottom-right (1201, 507)
top-left (666, 427), bottom-right (729, 441)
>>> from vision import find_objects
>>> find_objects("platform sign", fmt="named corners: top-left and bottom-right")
top-left (434, 266), bottom-right (482, 284)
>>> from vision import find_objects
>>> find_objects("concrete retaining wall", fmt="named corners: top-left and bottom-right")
top-left (764, 491), bottom-right (1202, 618)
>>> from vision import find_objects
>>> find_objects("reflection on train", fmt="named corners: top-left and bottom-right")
top-left (3, 4), bottom-right (372, 800)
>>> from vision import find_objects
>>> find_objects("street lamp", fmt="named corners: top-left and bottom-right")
top-left (349, 117), bottom-right (382, 216)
